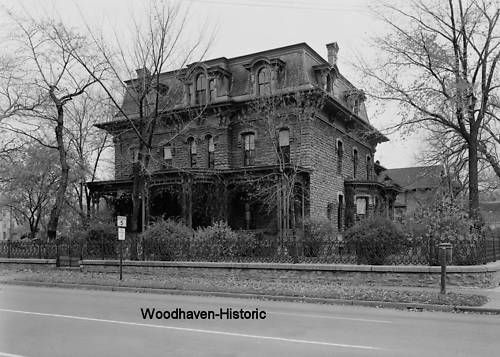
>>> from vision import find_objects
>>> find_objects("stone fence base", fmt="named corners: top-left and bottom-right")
top-left (81, 260), bottom-right (500, 288)
top-left (2, 258), bottom-right (499, 288)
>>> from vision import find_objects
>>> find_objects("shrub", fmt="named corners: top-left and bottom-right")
top-left (74, 222), bottom-right (117, 259)
top-left (302, 217), bottom-right (336, 257)
top-left (344, 216), bottom-right (406, 265)
top-left (190, 221), bottom-right (257, 261)
top-left (405, 196), bottom-right (483, 265)
top-left (140, 219), bottom-right (193, 260)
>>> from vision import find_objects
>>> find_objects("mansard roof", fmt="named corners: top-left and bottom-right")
top-left (100, 42), bottom-right (375, 133)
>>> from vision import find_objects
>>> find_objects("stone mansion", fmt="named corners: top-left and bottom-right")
top-left (88, 42), bottom-right (400, 236)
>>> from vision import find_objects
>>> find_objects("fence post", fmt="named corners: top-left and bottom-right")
top-left (7, 240), bottom-right (11, 258)
top-left (38, 243), bottom-right (42, 259)
top-left (101, 232), bottom-right (105, 260)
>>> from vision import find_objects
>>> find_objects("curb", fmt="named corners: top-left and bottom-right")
top-left (2, 280), bottom-right (498, 314)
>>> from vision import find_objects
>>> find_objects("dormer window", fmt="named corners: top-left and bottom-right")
top-left (188, 137), bottom-right (197, 167)
top-left (345, 89), bottom-right (365, 116)
top-left (157, 83), bottom-right (169, 96)
top-left (278, 128), bottom-right (290, 164)
top-left (209, 79), bottom-right (217, 102)
top-left (257, 67), bottom-right (271, 96)
top-left (207, 135), bottom-right (215, 168)
top-left (325, 74), bottom-right (332, 93)
top-left (353, 98), bottom-right (360, 115)
top-left (195, 74), bottom-right (207, 105)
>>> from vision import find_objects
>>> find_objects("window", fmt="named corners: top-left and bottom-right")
top-left (353, 98), bottom-right (360, 115)
top-left (188, 137), bottom-right (197, 167)
top-left (195, 74), bottom-right (207, 105)
top-left (207, 135), bottom-right (215, 168)
top-left (157, 83), bottom-right (169, 96)
top-left (337, 194), bottom-right (344, 231)
top-left (257, 67), bottom-right (271, 96)
top-left (163, 144), bottom-right (173, 167)
top-left (353, 149), bottom-right (358, 179)
top-left (209, 79), bottom-right (217, 102)
top-left (356, 197), bottom-right (368, 215)
top-left (242, 133), bottom-right (255, 166)
top-left (278, 128), bottom-right (290, 164)
top-left (325, 74), bottom-right (332, 93)
top-left (336, 140), bottom-right (343, 174)
top-left (129, 147), bottom-right (140, 163)
top-left (366, 155), bottom-right (372, 180)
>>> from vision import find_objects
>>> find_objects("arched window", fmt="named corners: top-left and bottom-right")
top-left (336, 140), bottom-right (343, 174)
top-left (209, 79), bottom-right (217, 102)
top-left (257, 67), bottom-right (271, 96)
top-left (366, 155), bottom-right (372, 180)
top-left (325, 74), bottom-right (332, 93)
top-left (163, 143), bottom-right (173, 167)
top-left (188, 137), bottom-right (197, 167)
top-left (353, 149), bottom-right (358, 179)
top-left (278, 128), bottom-right (290, 164)
top-left (195, 74), bottom-right (207, 105)
top-left (207, 135), bottom-right (215, 168)
top-left (242, 132), bottom-right (255, 166)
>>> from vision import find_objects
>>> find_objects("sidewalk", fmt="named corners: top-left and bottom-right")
top-left (480, 286), bottom-right (500, 309)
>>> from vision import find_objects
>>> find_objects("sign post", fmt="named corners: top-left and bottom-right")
top-left (117, 216), bottom-right (127, 281)
top-left (438, 242), bottom-right (453, 294)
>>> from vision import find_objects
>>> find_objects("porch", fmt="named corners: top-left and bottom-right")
top-left (87, 165), bottom-right (310, 235)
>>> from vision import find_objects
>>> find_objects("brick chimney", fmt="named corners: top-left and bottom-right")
top-left (326, 42), bottom-right (339, 66)
top-left (136, 67), bottom-right (151, 79)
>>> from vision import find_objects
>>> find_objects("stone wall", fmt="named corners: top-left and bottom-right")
top-left (81, 260), bottom-right (500, 288)
top-left (2, 258), bottom-right (498, 288)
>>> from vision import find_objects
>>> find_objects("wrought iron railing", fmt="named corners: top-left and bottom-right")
top-left (1, 232), bottom-right (499, 265)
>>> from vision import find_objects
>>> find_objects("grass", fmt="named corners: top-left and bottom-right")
top-left (0, 265), bottom-right (487, 307)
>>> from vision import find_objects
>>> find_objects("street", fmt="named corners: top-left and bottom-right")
top-left (0, 284), bottom-right (498, 357)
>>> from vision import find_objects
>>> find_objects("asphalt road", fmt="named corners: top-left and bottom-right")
top-left (0, 285), bottom-right (498, 357)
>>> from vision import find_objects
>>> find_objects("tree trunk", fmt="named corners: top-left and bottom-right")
top-left (47, 104), bottom-right (70, 242)
top-left (468, 135), bottom-right (480, 221)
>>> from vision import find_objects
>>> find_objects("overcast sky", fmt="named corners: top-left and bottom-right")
top-left (1, 0), bottom-right (425, 168)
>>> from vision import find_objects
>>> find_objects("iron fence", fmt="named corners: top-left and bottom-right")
top-left (1, 232), bottom-right (499, 265)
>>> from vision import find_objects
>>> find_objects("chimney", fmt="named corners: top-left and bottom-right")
top-left (326, 42), bottom-right (339, 66)
top-left (135, 67), bottom-right (151, 80)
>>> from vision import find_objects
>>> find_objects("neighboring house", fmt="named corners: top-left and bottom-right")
top-left (480, 201), bottom-right (500, 229)
top-left (377, 165), bottom-right (447, 219)
top-left (88, 42), bottom-right (400, 236)
top-left (0, 206), bottom-right (17, 241)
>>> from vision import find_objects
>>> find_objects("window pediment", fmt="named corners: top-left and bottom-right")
top-left (243, 57), bottom-right (285, 71)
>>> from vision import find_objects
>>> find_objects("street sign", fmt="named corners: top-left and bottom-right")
top-left (117, 216), bottom-right (127, 228)
top-left (118, 227), bottom-right (125, 241)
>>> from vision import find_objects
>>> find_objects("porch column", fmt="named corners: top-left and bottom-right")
top-left (181, 175), bottom-right (193, 228)
top-left (221, 183), bottom-right (229, 222)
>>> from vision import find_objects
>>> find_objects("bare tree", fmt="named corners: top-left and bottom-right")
top-left (61, 1), bottom-right (212, 237)
top-left (358, 0), bottom-right (500, 219)
top-left (3, 12), bottom-right (105, 240)
top-left (65, 91), bottom-right (112, 226)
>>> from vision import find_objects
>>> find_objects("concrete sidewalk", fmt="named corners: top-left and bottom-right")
top-left (480, 286), bottom-right (500, 309)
